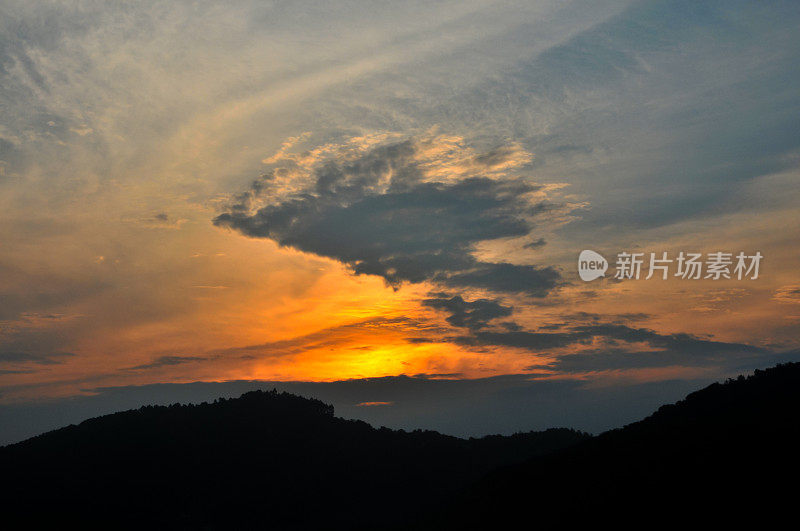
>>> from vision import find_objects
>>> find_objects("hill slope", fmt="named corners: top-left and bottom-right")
top-left (430, 362), bottom-right (800, 527)
top-left (5, 362), bottom-right (800, 528)
top-left (1, 388), bottom-right (586, 529)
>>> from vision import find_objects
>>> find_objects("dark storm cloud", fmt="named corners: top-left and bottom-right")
top-left (214, 140), bottom-right (561, 296)
top-left (545, 342), bottom-right (796, 375)
top-left (440, 262), bottom-right (560, 296)
top-left (548, 312), bottom-right (652, 327)
top-left (570, 324), bottom-right (762, 355)
top-left (457, 330), bottom-right (581, 351)
top-left (545, 347), bottom-right (746, 373)
top-left (422, 294), bottom-right (512, 330)
top-left (523, 238), bottom-right (546, 250)
top-left (454, 322), bottom-right (766, 363)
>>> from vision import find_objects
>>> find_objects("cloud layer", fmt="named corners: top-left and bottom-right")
top-left (0, 0), bottom-right (798, 431)
top-left (215, 137), bottom-right (561, 295)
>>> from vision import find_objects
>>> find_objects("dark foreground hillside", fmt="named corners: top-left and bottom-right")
top-left (1, 388), bottom-right (586, 529)
top-left (429, 362), bottom-right (800, 527)
top-left (4, 362), bottom-right (800, 529)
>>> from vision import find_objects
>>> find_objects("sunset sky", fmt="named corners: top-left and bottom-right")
top-left (1, 0), bottom-right (799, 442)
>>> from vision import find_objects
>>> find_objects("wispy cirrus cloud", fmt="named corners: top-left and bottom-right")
top-left (0, 350), bottom-right (75, 367)
top-left (774, 285), bottom-right (800, 304)
top-left (422, 294), bottom-right (513, 330)
top-left (122, 355), bottom-right (208, 372)
top-left (0, 0), bottom-right (798, 418)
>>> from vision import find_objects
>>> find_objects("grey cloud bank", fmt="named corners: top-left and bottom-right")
top-left (215, 139), bottom-right (561, 296)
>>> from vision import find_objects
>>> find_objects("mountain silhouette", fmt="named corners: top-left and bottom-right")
top-left (427, 362), bottom-right (800, 527)
top-left (1, 387), bottom-right (586, 529)
top-left (4, 362), bottom-right (800, 528)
